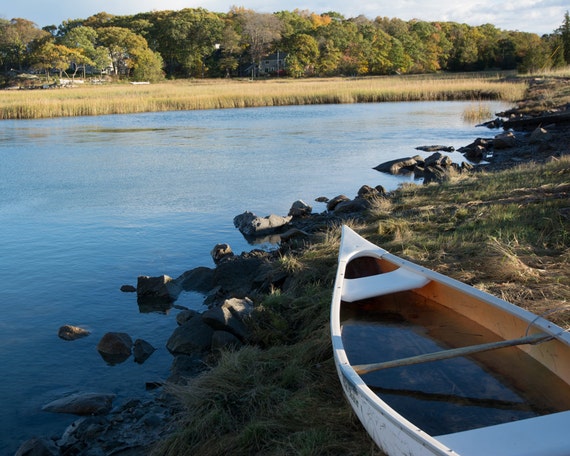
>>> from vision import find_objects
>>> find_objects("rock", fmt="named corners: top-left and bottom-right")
top-left (58, 325), bottom-right (90, 341)
top-left (212, 251), bottom-right (271, 298)
top-left (202, 297), bottom-right (253, 341)
top-left (211, 243), bottom-right (234, 264)
top-left (463, 144), bottom-right (487, 162)
top-left (357, 185), bottom-right (385, 199)
top-left (233, 211), bottom-right (292, 236)
top-left (424, 152), bottom-right (452, 168)
top-left (529, 127), bottom-right (553, 144)
top-left (166, 317), bottom-right (214, 355)
top-left (315, 196), bottom-right (329, 203)
top-left (288, 200), bottom-right (312, 217)
top-left (97, 332), bottom-right (132, 364)
top-left (326, 194), bottom-right (350, 211)
top-left (211, 330), bottom-right (243, 351)
top-left (42, 392), bottom-right (115, 416)
top-left (53, 398), bottom-right (176, 455)
top-left (374, 156), bottom-right (421, 174)
top-left (15, 437), bottom-right (58, 456)
top-left (415, 145), bottom-right (455, 152)
top-left (493, 131), bottom-right (517, 149)
top-left (172, 266), bottom-right (215, 294)
top-left (202, 306), bottom-right (246, 340)
top-left (224, 296), bottom-right (254, 319)
top-left (176, 309), bottom-right (200, 326)
top-left (423, 164), bottom-right (451, 184)
top-left (120, 284), bottom-right (136, 292)
top-left (137, 275), bottom-right (173, 299)
top-left (280, 228), bottom-right (309, 242)
top-left (133, 339), bottom-right (155, 364)
top-left (333, 198), bottom-right (371, 213)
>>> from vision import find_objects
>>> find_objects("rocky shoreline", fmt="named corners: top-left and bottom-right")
top-left (15, 78), bottom-right (570, 456)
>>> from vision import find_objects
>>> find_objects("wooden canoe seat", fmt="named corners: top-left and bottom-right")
top-left (437, 411), bottom-right (570, 456)
top-left (341, 267), bottom-right (429, 302)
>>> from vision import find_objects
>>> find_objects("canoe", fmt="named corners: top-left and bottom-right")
top-left (331, 225), bottom-right (570, 456)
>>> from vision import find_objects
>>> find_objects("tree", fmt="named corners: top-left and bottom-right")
top-left (285, 33), bottom-right (319, 77)
top-left (58, 26), bottom-right (99, 78)
top-left (558, 10), bottom-right (570, 64)
top-left (30, 42), bottom-right (73, 80)
top-left (96, 26), bottom-right (163, 80)
top-left (217, 23), bottom-right (243, 77)
top-left (237, 10), bottom-right (284, 77)
top-left (0, 18), bottom-right (48, 71)
top-left (152, 8), bottom-right (223, 77)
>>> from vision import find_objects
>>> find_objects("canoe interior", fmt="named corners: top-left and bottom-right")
top-left (342, 255), bottom-right (570, 437)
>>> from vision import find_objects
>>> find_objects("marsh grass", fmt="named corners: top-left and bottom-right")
top-left (1, 74), bottom-right (527, 120)
top-left (462, 103), bottom-right (494, 122)
top-left (155, 155), bottom-right (569, 455)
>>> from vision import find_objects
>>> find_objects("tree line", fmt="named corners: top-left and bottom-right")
top-left (1, 7), bottom-right (569, 82)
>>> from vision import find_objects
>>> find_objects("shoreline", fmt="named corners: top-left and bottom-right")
top-left (14, 76), bottom-right (570, 455)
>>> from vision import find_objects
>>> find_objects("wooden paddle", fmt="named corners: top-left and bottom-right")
top-left (353, 332), bottom-right (552, 375)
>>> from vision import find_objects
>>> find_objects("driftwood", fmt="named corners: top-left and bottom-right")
top-left (503, 111), bottom-right (570, 130)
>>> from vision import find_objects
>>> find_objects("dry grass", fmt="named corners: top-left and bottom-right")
top-left (0, 74), bottom-right (527, 120)
top-left (462, 102), bottom-right (494, 122)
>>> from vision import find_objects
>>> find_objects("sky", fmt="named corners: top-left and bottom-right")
top-left (1, 0), bottom-right (567, 36)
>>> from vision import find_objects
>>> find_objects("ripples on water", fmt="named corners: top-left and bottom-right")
top-left (0, 101), bottom-right (508, 453)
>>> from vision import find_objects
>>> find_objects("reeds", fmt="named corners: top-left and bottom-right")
top-left (0, 74), bottom-right (527, 120)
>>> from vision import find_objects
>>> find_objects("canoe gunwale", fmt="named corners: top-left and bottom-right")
top-left (331, 225), bottom-right (570, 456)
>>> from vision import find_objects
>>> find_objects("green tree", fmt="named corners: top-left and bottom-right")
top-left (558, 10), bottom-right (570, 64)
top-left (96, 26), bottom-right (163, 80)
top-left (131, 47), bottom-right (164, 81)
top-left (285, 33), bottom-right (319, 77)
top-left (516, 33), bottom-right (551, 73)
top-left (153, 8), bottom-right (223, 77)
top-left (58, 26), bottom-right (99, 78)
top-left (0, 18), bottom-right (48, 71)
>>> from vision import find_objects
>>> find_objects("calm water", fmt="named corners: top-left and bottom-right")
top-left (0, 101), bottom-right (507, 453)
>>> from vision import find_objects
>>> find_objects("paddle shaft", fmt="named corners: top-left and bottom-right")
top-left (353, 332), bottom-right (552, 375)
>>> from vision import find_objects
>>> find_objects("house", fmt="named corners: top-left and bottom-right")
top-left (242, 52), bottom-right (287, 78)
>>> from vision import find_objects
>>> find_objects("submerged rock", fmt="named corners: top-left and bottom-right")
top-left (58, 325), bottom-right (90, 341)
top-left (97, 332), bottom-right (133, 364)
top-left (133, 338), bottom-right (156, 364)
top-left (42, 392), bottom-right (115, 416)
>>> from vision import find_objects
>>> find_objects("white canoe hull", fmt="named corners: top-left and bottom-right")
top-left (331, 226), bottom-right (570, 456)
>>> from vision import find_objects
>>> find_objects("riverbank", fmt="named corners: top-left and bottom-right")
top-left (15, 76), bottom-right (570, 455)
top-left (151, 75), bottom-right (569, 455)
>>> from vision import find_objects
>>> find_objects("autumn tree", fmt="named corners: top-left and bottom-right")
top-left (236, 10), bottom-right (284, 77)
top-left (285, 33), bottom-right (319, 77)
top-left (58, 26), bottom-right (100, 78)
top-left (30, 42), bottom-right (73, 79)
top-left (0, 18), bottom-right (49, 71)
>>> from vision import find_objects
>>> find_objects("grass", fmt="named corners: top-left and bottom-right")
top-left (462, 102), bottom-right (493, 122)
top-left (153, 155), bottom-right (570, 455)
top-left (0, 73), bottom-right (527, 120)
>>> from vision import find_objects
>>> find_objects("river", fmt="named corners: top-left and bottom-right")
top-left (0, 100), bottom-right (508, 454)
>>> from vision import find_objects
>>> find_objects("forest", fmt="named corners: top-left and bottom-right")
top-left (1, 7), bottom-right (570, 83)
